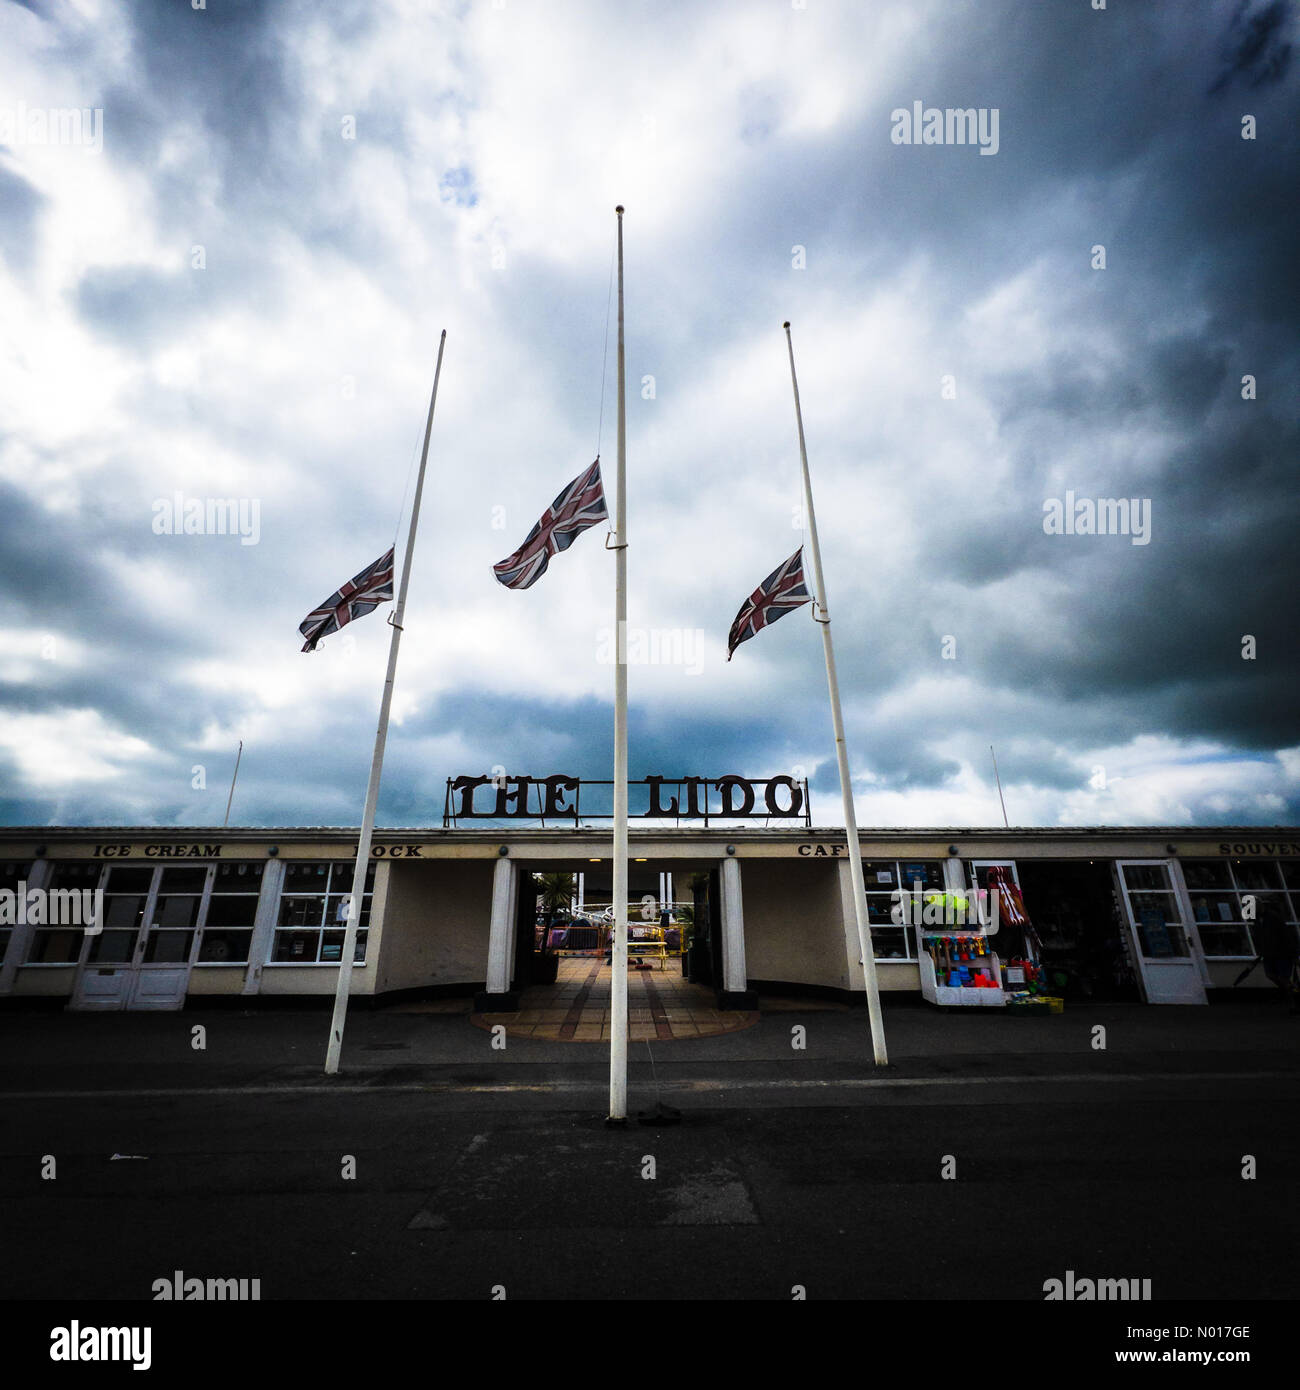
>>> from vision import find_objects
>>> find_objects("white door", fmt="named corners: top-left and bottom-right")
top-left (1113, 860), bottom-right (1208, 1005)
top-left (70, 864), bottom-right (208, 1011)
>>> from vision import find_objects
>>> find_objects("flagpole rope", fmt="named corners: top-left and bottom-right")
top-left (392, 414), bottom-right (425, 554)
top-left (596, 238), bottom-right (616, 465)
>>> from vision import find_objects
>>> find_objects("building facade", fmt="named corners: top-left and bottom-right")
top-left (0, 825), bottom-right (1296, 1011)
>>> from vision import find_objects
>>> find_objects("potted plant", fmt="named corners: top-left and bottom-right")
top-left (532, 871), bottom-right (575, 984)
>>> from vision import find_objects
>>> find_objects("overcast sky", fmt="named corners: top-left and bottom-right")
top-left (1, 0), bottom-right (1296, 832)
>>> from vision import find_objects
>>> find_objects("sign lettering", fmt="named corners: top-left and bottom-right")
top-left (445, 775), bottom-right (809, 826)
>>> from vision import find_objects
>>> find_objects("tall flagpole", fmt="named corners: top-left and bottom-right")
top-left (325, 329), bottom-right (447, 1075)
top-left (783, 321), bottom-right (887, 1066)
top-left (607, 206), bottom-right (630, 1122)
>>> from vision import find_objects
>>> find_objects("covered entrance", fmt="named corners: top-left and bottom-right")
top-left (1015, 859), bottom-right (1140, 1001)
top-left (477, 849), bottom-right (752, 1022)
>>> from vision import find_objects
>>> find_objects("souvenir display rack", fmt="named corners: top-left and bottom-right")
top-left (916, 927), bottom-right (1006, 1007)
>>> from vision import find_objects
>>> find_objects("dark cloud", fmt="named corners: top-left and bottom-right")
top-left (1, 0), bottom-right (1296, 829)
top-left (1209, 0), bottom-right (1293, 92)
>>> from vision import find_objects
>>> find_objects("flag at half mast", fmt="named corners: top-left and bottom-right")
top-left (299, 547), bottom-right (395, 652)
top-left (726, 546), bottom-right (812, 659)
top-left (492, 459), bottom-right (608, 590)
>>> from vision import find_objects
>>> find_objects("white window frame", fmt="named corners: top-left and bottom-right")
top-left (266, 860), bottom-right (374, 967)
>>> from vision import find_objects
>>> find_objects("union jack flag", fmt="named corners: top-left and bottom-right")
top-left (727, 547), bottom-right (812, 660)
top-left (493, 459), bottom-right (608, 590)
top-left (299, 547), bottom-right (395, 652)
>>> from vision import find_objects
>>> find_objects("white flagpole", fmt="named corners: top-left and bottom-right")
top-left (608, 206), bottom-right (630, 1122)
top-left (783, 321), bottom-right (888, 1066)
top-left (325, 329), bottom-right (447, 1075)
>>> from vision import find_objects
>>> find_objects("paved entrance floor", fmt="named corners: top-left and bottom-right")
top-left (471, 954), bottom-right (759, 1042)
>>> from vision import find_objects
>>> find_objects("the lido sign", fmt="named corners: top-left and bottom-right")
top-left (444, 775), bottom-right (810, 826)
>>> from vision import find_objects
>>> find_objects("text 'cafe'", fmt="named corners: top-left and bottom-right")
top-left (0, 773), bottom-right (1295, 1013)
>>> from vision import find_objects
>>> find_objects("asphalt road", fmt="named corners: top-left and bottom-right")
top-left (1, 1007), bottom-right (1297, 1303)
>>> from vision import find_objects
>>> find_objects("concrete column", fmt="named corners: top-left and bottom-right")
top-left (717, 855), bottom-right (756, 1010)
top-left (0, 857), bottom-right (52, 995)
top-left (475, 856), bottom-right (519, 1011)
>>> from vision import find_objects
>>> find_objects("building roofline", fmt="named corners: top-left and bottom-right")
top-left (0, 825), bottom-right (1295, 840)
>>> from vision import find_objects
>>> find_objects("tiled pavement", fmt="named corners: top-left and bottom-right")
top-left (472, 954), bottom-right (760, 1042)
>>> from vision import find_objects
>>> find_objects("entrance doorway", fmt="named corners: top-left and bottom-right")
top-left (507, 860), bottom-right (704, 997)
top-left (1015, 859), bottom-right (1141, 1002)
top-left (70, 864), bottom-right (205, 1010)
top-left (68, 861), bottom-right (263, 1010)
top-left (1112, 860), bottom-right (1208, 1005)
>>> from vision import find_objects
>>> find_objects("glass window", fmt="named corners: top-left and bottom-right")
top-left (104, 894), bottom-right (147, 931)
top-left (0, 860), bottom-right (31, 965)
top-left (1197, 918), bottom-right (1253, 958)
top-left (1127, 891), bottom-right (1180, 923)
top-left (102, 865), bottom-right (151, 893)
top-left (28, 864), bottom-right (103, 963)
top-left (155, 895), bottom-right (202, 928)
top-left (1189, 891), bottom-right (1239, 924)
top-left (1186, 859), bottom-right (1294, 958)
top-left (1181, 860), bottom-right (1232, 891)
top-left (215, 862), bottom-right (264, 889)
top-left (27, 929), bottom-right (83, 964)
top-left (866, 897), bottom-right (897, 925)
top-left (205, 895), bottom-right (258, 928)
top-left (88, 931), bottom-right (136, 964)
top-left (1129, 897), bottom-right (1188, 957)
top-left (158, 866), bottom-right (208, 894)
top-left (864, 859), bottom-right (943, 960)
top-left (284, 862), bottom-right (331, 892)
top-left (862, 861), bottom-right (898, 887)
top-left (1122, 864), bottom-right (1170, 893)
top-left (141, 865), bottom-right (206, 971)
top-left (0, 860), bottom-right (30, 892)
top-left (195, 861), bottom-right (264, 965)
top-left (144, 931), bottom-right (194, 963)
top-left (1231, 860), bottom-right (1282, 891)
top-left (271, 861), bottom-right (373, 964)
top-left (899, 861), bottom-right (945, 890)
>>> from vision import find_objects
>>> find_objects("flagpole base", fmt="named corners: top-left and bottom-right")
top-left (603, 1116), bottom-right (629, 1129)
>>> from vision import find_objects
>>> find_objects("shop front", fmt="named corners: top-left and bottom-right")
top-left (0, 826), bottom-right (1294, 1013)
